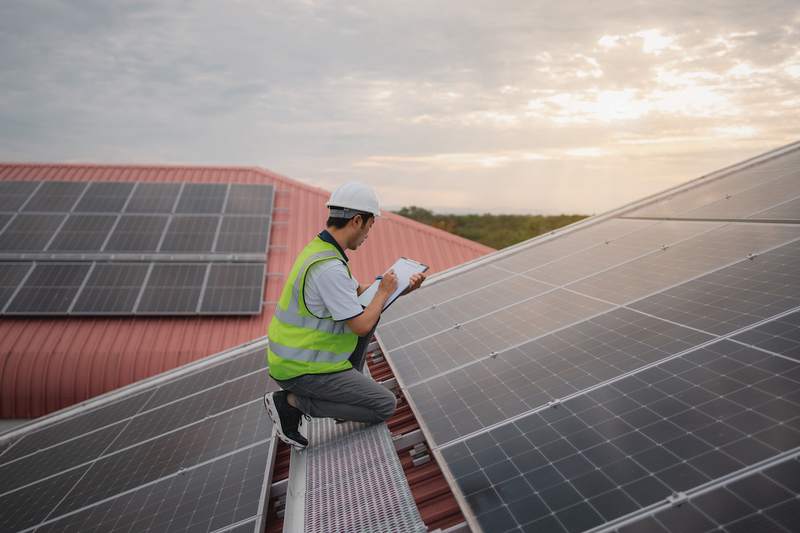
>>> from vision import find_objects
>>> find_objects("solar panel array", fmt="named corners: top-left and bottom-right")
top-left (377, 143), bottom-right (800, 532)
top-left (0, 340), bottom-right (276, 533)
top-left (0, 181), bottom-right (274, 315)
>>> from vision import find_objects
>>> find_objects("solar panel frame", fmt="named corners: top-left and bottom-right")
top-left (174, 183), bottom-right (228, 214)
top-left (45, 214), bottom-right (117, 252)
top-left (214, 216), bottom-right (272, 254)
top-left (123, 182), bottom-right (182, 213)
top-left (224, 183), bottom-right (275, 215)
top-left (73, 181), bottom-right (136, 213)
top-left (21, 180), bottom-right (88, 213)
top-left (198, 263), bottom-right (265, 314)
top-left (102, 214), bottom-right (170, 253)
top-left (5, 262), bottom-right (92, 314)
top-left (159, 215), bottom-right (221, 253)
top-left (0, 213), bottom-right (66, 251)
top-left (135, 263), bottom-right (209, 314)
top-left (0, 181), bottom-right (39, 211)
top-left (70, 263), bottom-right (151, 315)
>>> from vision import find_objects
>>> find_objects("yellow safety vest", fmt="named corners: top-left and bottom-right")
top-left (267, 236), bottom-right (359, 380)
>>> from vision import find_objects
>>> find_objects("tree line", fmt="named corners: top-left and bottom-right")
top-left (394, 206), bottom-right (588, 250)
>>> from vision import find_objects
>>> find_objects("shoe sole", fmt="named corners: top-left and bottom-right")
top-left (263, 393), bottom-right (307, 450)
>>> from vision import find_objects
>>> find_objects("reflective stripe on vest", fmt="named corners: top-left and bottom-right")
top-left (267, 237), bottom-right (359, 381)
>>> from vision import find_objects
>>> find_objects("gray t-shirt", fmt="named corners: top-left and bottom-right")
top-left (304, 259), bottom-right (363, 321)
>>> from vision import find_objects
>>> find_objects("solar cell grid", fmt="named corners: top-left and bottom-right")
top-left (616, 456), bottom-right (800, 533)
top-left (22, 180), bottom-right (87, 212)
top-left (0, 420), bottom-right (125, 495)
top-left (0, 464), bottom-right (90, 532)
top-left (0, 181), bottom-right (38, 211)
top-left (215, 216), bottom-right (271, 253)
top-left (107, 370), bottom-right (269, 452)
top-left (35, 443), bottom-right (270, 533)
top-left (441, 340), bottom-right (800, 533)
top-left (124, 182), bottom-right (181, 213)
top-left (46, 214), bottom-right (116, 252)
top-left (146, 346), bottom-right (267, 409)
top-left (71, 263), bottom-right (150, 314)
top-left (103, 215), bottom-right (169, 252)
top-left (51, 401), bottom-right (272, 518)
top-left (411, 308), bottom-right (713, 445)
top-left (5, 262), bottom-right (91, 313)
top-left (734, 309), bottom-right (800, 361)
top-left (136, 263), bottom-right (207, 314)
top-left (377, 275), bottom-right (553, 351)
top-left (524, 221), bottom-right (720, 287)
top-left (625, 148), bottom-right (800, 218)
top-left (74, 182), bottom-right (135, 213)
top-left (199, 263), bottom-right (264, 314)
top-left (175, 183), bottom-right (228, 214)
top-left (630, 239), bottom-right (800, 335)
top-left (0, 262), bottom-right (32, 310)
top-left (387, 289), bottom-right (613, 386)
top-left (567, 223), bottom-right (800, 305)
top-left (751, 195), bottom-right (800, 220)
top-left (0, 213), bottom-right (65, 251)
top-left (682, 169), bottom-right (800, 220)
top-left (159, 215), bottom-right (220, 252)
top-left (224, 183), bottom-right (274, 214)
top-left (488, 219), bottom-right (656, 274)
top-left (0, 214), bottom-right (10, 232)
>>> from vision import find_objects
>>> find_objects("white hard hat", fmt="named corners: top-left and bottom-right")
top-left (326, 182), bottom-right (381, 217)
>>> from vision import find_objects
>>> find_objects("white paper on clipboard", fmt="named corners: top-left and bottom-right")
top-left (357, 257), bottom-right (429, 310)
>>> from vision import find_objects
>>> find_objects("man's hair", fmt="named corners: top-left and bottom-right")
top-left (326, 209), bottom-right (374, 229)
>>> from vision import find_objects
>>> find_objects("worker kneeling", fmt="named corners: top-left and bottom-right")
top-left (264, 182), bottom-right (425, 449)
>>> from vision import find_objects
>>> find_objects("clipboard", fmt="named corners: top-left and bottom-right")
top-left (357, 257), bottom-right (429, 311)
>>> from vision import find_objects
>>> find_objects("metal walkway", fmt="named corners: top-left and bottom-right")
top-left (283, 417), bottom-right (427, 533)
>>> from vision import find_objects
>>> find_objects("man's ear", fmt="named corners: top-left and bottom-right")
top-left (349, 214), bottom-right (364, 229)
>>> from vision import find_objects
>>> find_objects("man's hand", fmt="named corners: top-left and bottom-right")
top-left (378, 270), bottom-right (398, 296)
top-left (402, 272), bottom-right (426, 295)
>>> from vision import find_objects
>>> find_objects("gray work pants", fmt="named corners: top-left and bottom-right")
top-left (275, 328), bottom-right (397, 424)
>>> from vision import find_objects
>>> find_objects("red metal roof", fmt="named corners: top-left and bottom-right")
top-left (0, 163), bottom-right (493, 418)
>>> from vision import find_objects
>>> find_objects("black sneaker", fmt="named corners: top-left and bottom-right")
top-left (264, 391), bottom-right (308, 449)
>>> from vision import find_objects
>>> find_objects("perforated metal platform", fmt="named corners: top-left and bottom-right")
top-left (283, 418), bottom-right (427, 533)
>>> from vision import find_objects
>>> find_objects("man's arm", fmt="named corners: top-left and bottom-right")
top-left (347, 271), bottom-right (398, 336)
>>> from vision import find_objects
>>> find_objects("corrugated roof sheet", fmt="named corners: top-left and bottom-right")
top-left (0, 163), bottom-right (493, 418)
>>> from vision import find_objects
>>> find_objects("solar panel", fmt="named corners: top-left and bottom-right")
top-left (751, 196), bottom-right (800, 220)
top-left (409, 308), bottom-right (713, 445)
top-left (5, 263), bottom-right (91, 314)
top-left (0, 181), bottom-right (38, 211)
top-left (71, 263), bottom-right (150, 314)
top-left (159, 215), bottom-right (220, 253)
top-left (439, 340), bottom-right (800, 532)
top-left (136, 263), bottom-right (207, 313)
top-left (0, 214), bottom-right (65, 251)
top-left (215, 216), bottom-right (271, 253)
top-left (175, 183), bottom-right (228, 214)
top-left (199, 263), bottom-right (264, 314)
top-left (46, 214), bottom-right (117, 252)
top-left (225, 184), bottom-right (274, 214)
top-left (102, 215), bottom-right (168, 252)
top-left (0, 262), bottom-right (32, 310)
top-left (0, 344), bottom-right (275, 533)
top-left (73, 181), bottom-right (135, 213)
top-left (616, 455), bottom-right (800, 533)
top-left (124, 182), bottom-right (181, 213)
top-left (22, 180), bottom-right (88, 212)
top-left (630, 239), bottom-right (800, 335)
top-left (373, 145), bottom-right (800, 532)
top-left (734, 309), bottom-right (800, 362)
top-left (625, 147), bottom-right (800, 219)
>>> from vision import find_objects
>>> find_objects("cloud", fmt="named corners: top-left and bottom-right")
top-left (0, 0), bottom-right (798, 215)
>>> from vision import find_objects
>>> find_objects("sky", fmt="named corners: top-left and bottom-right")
top-left (0, 1), bottom-right (798, 215)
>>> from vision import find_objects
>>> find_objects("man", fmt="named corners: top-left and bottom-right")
top-left (264, 182), bottom-right (425, 448)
